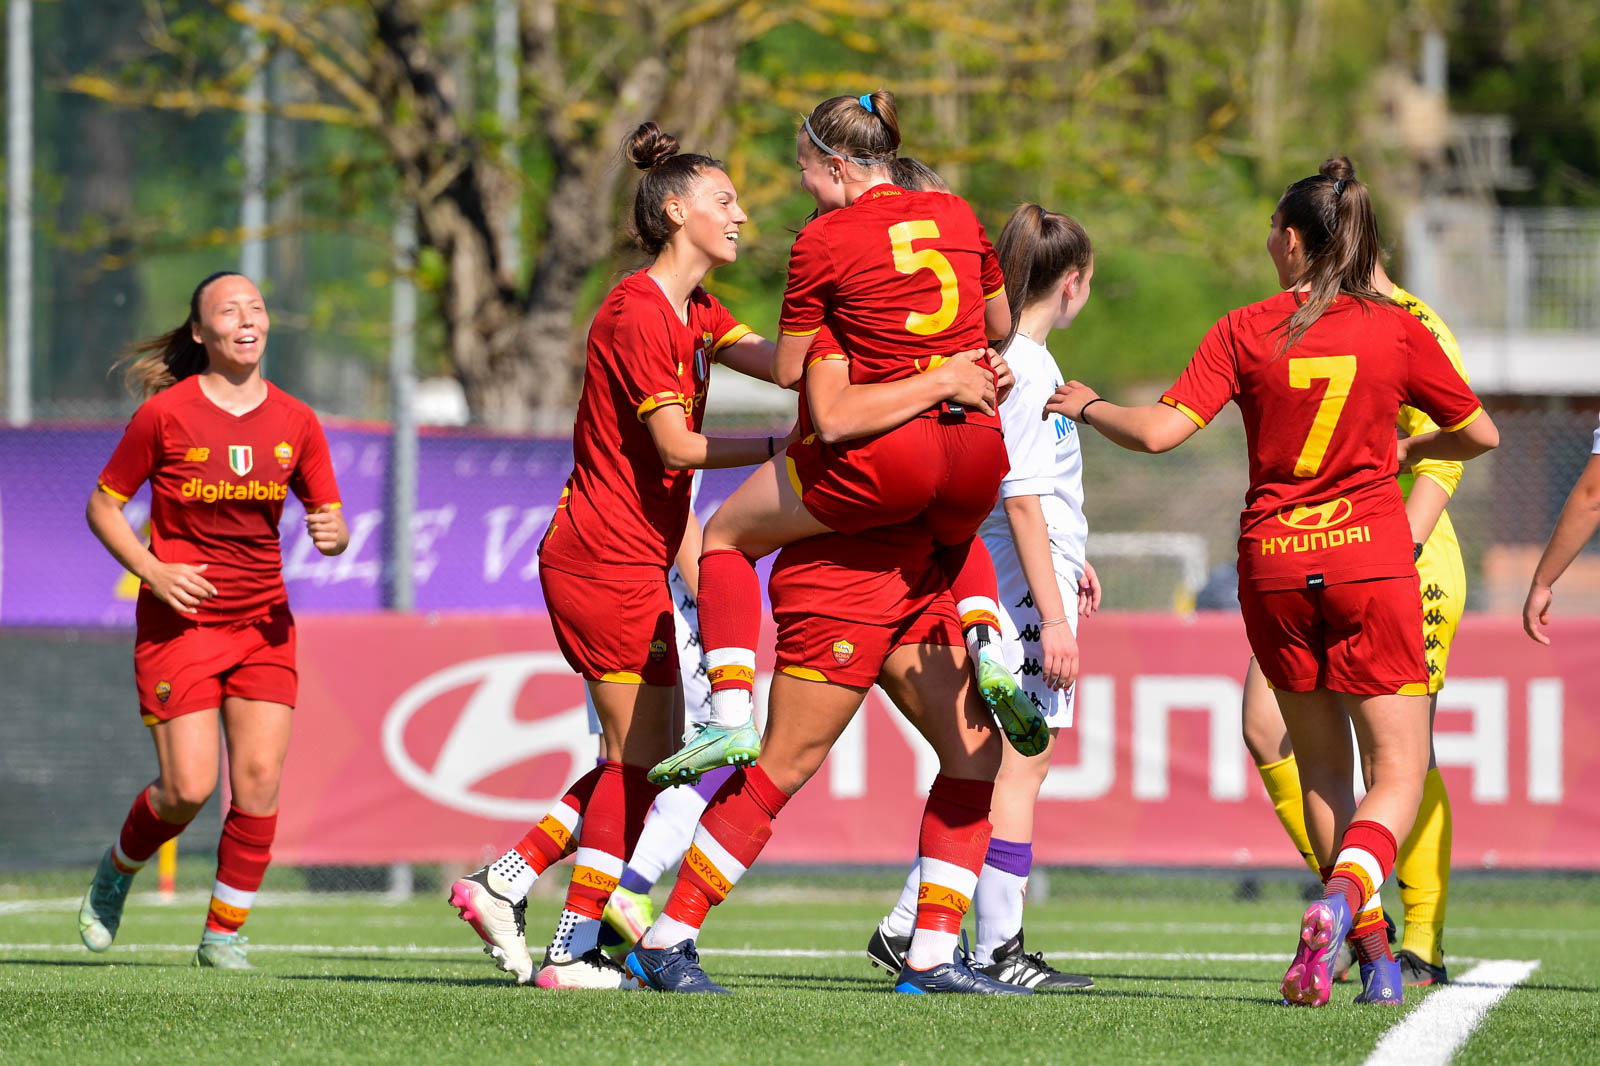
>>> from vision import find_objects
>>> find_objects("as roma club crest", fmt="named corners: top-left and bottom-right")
top-left (274, 441), bottom-right (293, 469)
top-left (155, 680), bottom-right (172, 704)
top-left (648, 639), bottom-right (669, 663)
top-left (228, 444), bottom-right (253, 477)
top-left (831, 639), bottom-right (855, 665)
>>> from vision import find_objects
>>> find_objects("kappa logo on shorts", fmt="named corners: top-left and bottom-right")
top-left (1422, 583), bottom-right (1446, 602)
top-left (648, 639), bottom-right (669, 663)
top-left (228, 445), bottom-right (253, 476)
top-left (274, 440), bottom-right (293, 469)
top-left (1424, 608), bottom-right (1446, 627)
top-left (155, 680), bottom-right (172, 703)
top-left (1275, 497), bottom-right (1354, 531)
top-left (1021, 624), bottom-right (1041, 642)
top-left (831, 639), bottom-right (855, 665)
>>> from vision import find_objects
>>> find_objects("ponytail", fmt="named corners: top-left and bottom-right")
top-left (994, 203), bottom-right (1093, 351)
top-left (624, 122), bottom-right (721, 257)
top-left (116, 270), bottom-right (241, 399)
top-left (1273, 155), bottom-right (1390, 355)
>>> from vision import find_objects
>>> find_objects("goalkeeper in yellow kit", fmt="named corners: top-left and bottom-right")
top-left (1240, 272), bottom-right (1465, 988)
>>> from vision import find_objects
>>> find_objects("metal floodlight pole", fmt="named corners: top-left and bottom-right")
top-left (494, 0), bottom-right (520, 280)
top-left (7, 0), bottom-right (33, 425)
top-left (240, 18), bottom-right (268, 305)
top-left (386, 209), bottom-right (417, 612)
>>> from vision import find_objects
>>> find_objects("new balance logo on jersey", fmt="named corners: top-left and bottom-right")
top-left (1424, 609), bottom-right (1446, 627)
top-left (184, 447), bottom-right (210, 462)
top-left (1019, 659), bottom-right (1043, 677)
top-left (1422, 584), bottom-right (1446, 602)
top-left (180, 478), bottom-right (288, 504)
top-left (1021, 624), bottom-right (1041, 642)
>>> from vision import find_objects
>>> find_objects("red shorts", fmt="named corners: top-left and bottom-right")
top-left (772, 567), bottom-right (962, 688)
top-left (786, 416), bottom-right (1007, 544)
top-left (134, 600), bottom-right (297, 724)
top-left (1239, 576), bottom-right (1427, 696)
top-left (540, 562), bottom-right (677, 686)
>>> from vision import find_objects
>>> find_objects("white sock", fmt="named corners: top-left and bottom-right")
top-left (885, 861), bottom-right (921, 938)
top-left (705, 649), bottom-right (756, 728)
top-left (973, 863), bottom-right (1028, 966)
top-left (548, 908), bottom-right (600, 962)
top-left (625, 786), bottom-right (712, 886)
top-left (706, 689), bottom-right (753, 729)
top-left (487, 848), bottom-right (537, 902)
top-left (642, 912), bottom-right (701, 950)
top-left (906, 928), bottom-right (960, 970)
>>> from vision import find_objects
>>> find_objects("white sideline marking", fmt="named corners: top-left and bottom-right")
top-left (1363, 960), bottom-right (1539, 1066)
top-left (0, 892), bottom-right (409, 916)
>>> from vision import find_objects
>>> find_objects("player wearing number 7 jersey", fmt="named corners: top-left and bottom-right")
top-left (1043, 157), bottom-right (1498, 1010)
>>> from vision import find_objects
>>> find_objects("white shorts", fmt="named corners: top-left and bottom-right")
top-left (585, 567), bottom-right (709, 734)
top-left (992, 546), bottom-right (1081, 729)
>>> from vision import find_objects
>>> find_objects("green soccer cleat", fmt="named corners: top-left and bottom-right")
top-left (603, 887), bottom-right (655, 952)
top-left (194, 930), bottom-right (254, 970)
top-left (79, 848), bottom-right (135, 953)
top-left (647, 721), bottom-right (760, 787)
top-left (976, 647), bottom-right (1048, 757)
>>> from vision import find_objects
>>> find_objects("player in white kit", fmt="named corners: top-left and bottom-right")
top-left (869, 202), bottom-right (1100, 990)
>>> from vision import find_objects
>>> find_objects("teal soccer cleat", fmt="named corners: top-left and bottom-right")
top-left (79, 848), bottom-right (135, 953)
top-left (194, 930), bottom-right (253, 970)
top-left (647, 721), bottom-right (760, 787)
top-left (976, 647), bottom-right (1048, 757)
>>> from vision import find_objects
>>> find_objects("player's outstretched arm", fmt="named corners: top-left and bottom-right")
top-left (644, 404), bottom-right (775, 471)
top-left (1396, 411), bottom-right (1500, 465)
top-left (717, 333), bottom-right (782, 386)
top-left (86, 487), bottom-right (216, 614)
top-left (805, 351), bottom-right (994, 444)
top-left (1523, 451), bottom-right (1600, 645)
top-left (1043, 381), bottom-right (1200, 454)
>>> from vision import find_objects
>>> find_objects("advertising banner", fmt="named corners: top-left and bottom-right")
top-left (275, 611), bottom-right (1600, 870)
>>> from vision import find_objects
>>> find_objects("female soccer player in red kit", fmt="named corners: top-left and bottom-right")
top-left (78, 271), bottom-right (348, 969)
top-left (1044, 161), bottom-right (1499, 1008)
top-left (655, 90), bottom-right (1046, 791)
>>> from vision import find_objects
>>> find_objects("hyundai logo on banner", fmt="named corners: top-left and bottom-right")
top-left (381, 652), bottom-right (591, 821)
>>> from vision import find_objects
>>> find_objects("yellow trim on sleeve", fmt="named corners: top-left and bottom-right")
top-left (98, 482), bottom-right (131, 502)
top-left (1161, 396), bottom-right (1208, 429)
top-left (1440, 407), bottom-right (1483, 433)
top-left (712, 323), bottom-right (753, 354)
top-left (598, 670), bottom-right (645, 685)
top-left (785, 454), bottom-right (805, 498)
top-left (780, 665), bottom-right (830, 683)
top-left (984, 285), bottom-right (1006, 301)
top-left (1414, 464), bottom-right (1463, 498)
top-left (806, 351), bottom-right (848, 370)
top-left (780, 326), bottom-right (822, 338)
top-left (636, 391), bottom-right (687, 421)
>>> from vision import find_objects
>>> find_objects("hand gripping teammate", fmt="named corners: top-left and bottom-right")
top-left (1522, 412), bottom-right (1600, 645)
top-left (1043, 159), bottom-right (1498, 1008)
top-left (78, 272), bottom-right (348, 969)
top-left (1239, 155), bottom-right (1472, 991)
top-left (870, 202), bottom-right (1101, 991)
top-left (654, 90), bottom-right (1044, 791)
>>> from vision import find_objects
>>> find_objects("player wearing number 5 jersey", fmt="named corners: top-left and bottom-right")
top-left (1044, 157), bottom-right (1498, 1010)
top-left (665, 90), bottom-right (1041, 792)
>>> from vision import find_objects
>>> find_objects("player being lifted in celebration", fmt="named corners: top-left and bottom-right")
top-left (1044, 158), bottom-right (1498, 1008)
top-left (653, 90), bottom-right (1044, 791)
top-left (1240, 155), bottom-right (1473, 990)
top-left (870, 201), bottom-right (1100, 991)
top-left (79, 272), bottom-right (348, 969)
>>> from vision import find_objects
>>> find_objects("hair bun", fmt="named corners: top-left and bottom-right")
top-left (1319, 155), bottom-right (1356, 182)
top-left (626, 122), bottom-right (680, 172)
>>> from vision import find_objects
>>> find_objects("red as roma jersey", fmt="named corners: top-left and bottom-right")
top-left (540, 272), bottom-right (751, 579)
top-left (1161, 292), bottom-right (1482, 590)
top-left (98, 376), bottom-right (342, 624)
top-left (779, 185), bottom-right (1005, 430)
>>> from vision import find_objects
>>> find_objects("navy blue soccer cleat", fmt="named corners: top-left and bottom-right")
top-left (625, 938), bottom-right (730, 995)
top-left (1355, 954), bottom-right (1405, 1005)
top-left (893, 940), bottom-right (1032, 996)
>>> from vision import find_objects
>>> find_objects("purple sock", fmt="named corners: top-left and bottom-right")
top-left (618, 867), bottom-right (654, 896)
top-left (691, 765), bottom-right (736, 801)
top-left (983, 836), bottom-right (1033, 878)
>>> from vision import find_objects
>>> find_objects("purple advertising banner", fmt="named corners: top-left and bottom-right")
top-left (0, 424), bottom-right (762, 626)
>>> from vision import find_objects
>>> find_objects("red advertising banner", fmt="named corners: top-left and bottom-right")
top-left (277, 611), bottom-right (1600, 869)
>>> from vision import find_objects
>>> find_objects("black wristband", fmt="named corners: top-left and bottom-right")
top-left (766, 435), bottom-right (775, 458)
top-left (1079, 397), bottom-right (1108, 425)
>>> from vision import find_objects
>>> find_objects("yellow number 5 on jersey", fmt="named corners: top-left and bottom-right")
top-left (888, 220), bottom-right (959, 336)
top-left (1288, 355), bottom-right (1356, 477)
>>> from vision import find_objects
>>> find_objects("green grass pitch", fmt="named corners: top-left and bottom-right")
top-left (1, 872), bottom-right (1594, 1065)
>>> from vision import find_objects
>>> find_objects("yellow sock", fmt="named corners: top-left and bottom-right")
top-left (1396, 767), bottom-right (1451, 965)
top-left (1257, 754), bottom-right (1320, 876)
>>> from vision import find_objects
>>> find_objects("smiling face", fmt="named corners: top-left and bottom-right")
top-left (796, 137), bottom-right (849, 215)
top-left (669, 166), bottom-right (747, 266)
top-left (191, 274), bottom-right (269, 371)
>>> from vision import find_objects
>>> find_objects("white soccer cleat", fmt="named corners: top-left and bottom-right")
top-left (534, 947), bottom-right (646, 990)
top-left (448, 868), bottom-right (533, 984)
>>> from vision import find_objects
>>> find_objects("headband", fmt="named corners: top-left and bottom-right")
top-left (803, 117), bottom-right (887, 169)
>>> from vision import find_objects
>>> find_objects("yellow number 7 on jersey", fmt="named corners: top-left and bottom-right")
top-left (1288, 355), bottom-right (1356, 477)
top-left (888, 220), bottom-right (959, 336)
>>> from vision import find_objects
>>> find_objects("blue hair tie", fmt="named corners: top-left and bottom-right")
top-left (859, 93), bottom-right (875, 114)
